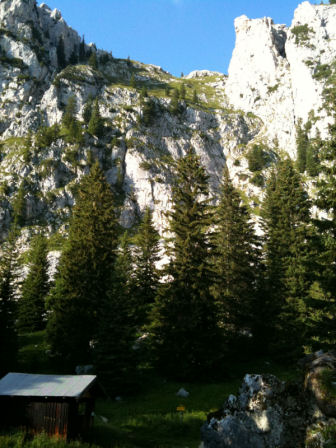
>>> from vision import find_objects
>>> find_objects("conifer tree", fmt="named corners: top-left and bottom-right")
top-left (133, 208), bottom-right (161, 324)
top-left (79, 35), bottom-right (86, 62)
top-left (315, 94), bottom-right (336, 346)
top-left (94, 231), bottom-right (138, 394)
top-left (130, 74), bottom-right (136, 88)
top-left (56, 36), bottom-right (67, 70)
top-left (47, 163), bottom-right (118, 366)
top-left (261, 159), bottom-right (313, 358)
top-left (114, 232), bottom-right (135, 298)
top-left (180, 84), bottom-right (186, 100)
top-left (88, 51), bottom-right (98, 70)
top-left (12, 182), bottom-right (26, 228)
top-left (141, 98), bottom-right (156, 127)
top-left (170, 89), bottom-right (181, 116)
top-left (140, 87), bottom-right (148, 101)
top-left (83, 97), bottom-right (93, 125)
top-left (63, 95), bottom-right (77, 128)
top-left (296, 119), bottom-right (309, 173)
top-left (212, 168), bottom-right (262, 352)
top-left (151, 148), bottom-right (221, 380)
top-left (306, 133), bottom-right (321, 177)
top-left (62, 96), bottom-right (82, 142)
top-left (0, 232), bottom-right (19, 375)
top-left (88, 99), bottom-right (104, 138)
top-left (69, 48), bottom-right (78, 65)
top-left (192, 89), bottom-right (198, 103)
top-left (17, 234), bottom-right (49, 332)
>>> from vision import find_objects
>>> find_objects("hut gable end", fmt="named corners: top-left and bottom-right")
top-left (0, 373), bottom-right (97, 439)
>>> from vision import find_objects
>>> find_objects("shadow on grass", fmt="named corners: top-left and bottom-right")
top-left (87, 413), bottom-right (204, 448)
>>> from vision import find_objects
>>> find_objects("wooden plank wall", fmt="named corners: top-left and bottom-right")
top-left (26, 402), bottom-right (69, 438)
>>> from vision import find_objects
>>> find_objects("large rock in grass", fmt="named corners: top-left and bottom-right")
top-left (201, 351), bottom-right (336, 448)
top-left (201, 374), bottom-right (309, 448)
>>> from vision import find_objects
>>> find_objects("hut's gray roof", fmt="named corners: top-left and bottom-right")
top-left (0, 373), bottom-right (96, 398)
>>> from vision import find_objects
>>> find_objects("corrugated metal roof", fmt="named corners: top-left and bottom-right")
top-left (0, 373), bottom-right (96, 398)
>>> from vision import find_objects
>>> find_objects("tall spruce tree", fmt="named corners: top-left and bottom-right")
top-left (94, 231), bottom-right (138, 395)
top-left (56, 36), bottom-right (67, 70)
top-left (296, 119), bottom-right (309, 173)
top-left (133, 208), bottom-right (161, 324)
top-left (69, 47), bottom-right (78, 65)
top-left (17, 234), bottom-right (49, 332)
top-left (315, 83), bottom-right (336, 347)
top-left (12, 182), bottom-right (26, 228)
top-left (79, 35), bottom-right (86, 62)
top-left (47, 163), bottom-right (118, 366)
top-left (0, 231), bottom-right (19, 375)
top-left (88, 51), bottom-right (98, 70)
top-left (306, 130), bottom-right (321, 177)
top-left (62, 96), bottom-right (82, 142)
top-left (261, 159), bottom-right (313, 358)
top-left (83, 96), bottom-right (93, 125)
top-left (169, 89), bottom-right (181, 116)
top-left (212, 168), bottom-right (262, 353)
top-left (88, 99), bottom-right (104, 138)
top-left (151, 148), bottom-right (221, 380)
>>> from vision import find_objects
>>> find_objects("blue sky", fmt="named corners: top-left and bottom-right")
top-left (45, 1), bottom-right (326, 76)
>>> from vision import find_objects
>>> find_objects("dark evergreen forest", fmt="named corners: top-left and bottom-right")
top-left (1, 56), bottom-right (336, 396)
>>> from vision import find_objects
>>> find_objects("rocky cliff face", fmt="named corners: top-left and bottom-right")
top-left (0, 0), bottom-right (335, 245)
top-left (226, 1), bottom-right (336, 157)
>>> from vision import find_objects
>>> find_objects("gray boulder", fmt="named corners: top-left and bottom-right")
top-left (201, 374), bottom-right (309, 448)
top-left (201, 351), bottom-right (336, 448)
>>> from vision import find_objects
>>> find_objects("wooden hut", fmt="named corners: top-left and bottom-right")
top-left (0, 373), bottom-right (97, 439)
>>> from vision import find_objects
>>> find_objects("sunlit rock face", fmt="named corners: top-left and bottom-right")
top-left (0, 1), bottom-right (336, 240)
top-left (225, 2), bottom-right (336, 158)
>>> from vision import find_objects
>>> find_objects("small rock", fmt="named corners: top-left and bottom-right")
top-left (176, 388), bottom-right (190, 398)
top-left (228, 394), bottom-right (237, 406)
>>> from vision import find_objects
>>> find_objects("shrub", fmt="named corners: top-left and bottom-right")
top-left (0, 431), bottom-right (99, 447)
top-left (140, 160), bottom-right (152, 170)
top-left (267, 83), bottom-right (279, 94)
top-left (291, 24), bottom-right (314, 46)
top-left (0, 55), bottom-right (27, 69)
top-left (246, 144), bottom-right (271, 172)
top-left (111, 136), bottom-right (119, 148)
top-left (0, 181), bottom-right (10, 197)
top-left (140, 98), bottom-right (157, 126)
top-left (250, 172), bottom-right (265, 187)
top-left (39, 158), bottom-right (58, 178)
top-left (99, 53), bottom-right (110, 65)
top-left (313, 64), bottom-right (332, 80)
top-left (35, 124), bottom-right (60, 148)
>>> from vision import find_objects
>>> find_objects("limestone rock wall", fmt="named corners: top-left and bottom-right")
top-left (0, 0), bottom-right (336, 242)
top-left (225, 1), bottom-right (336, 157)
